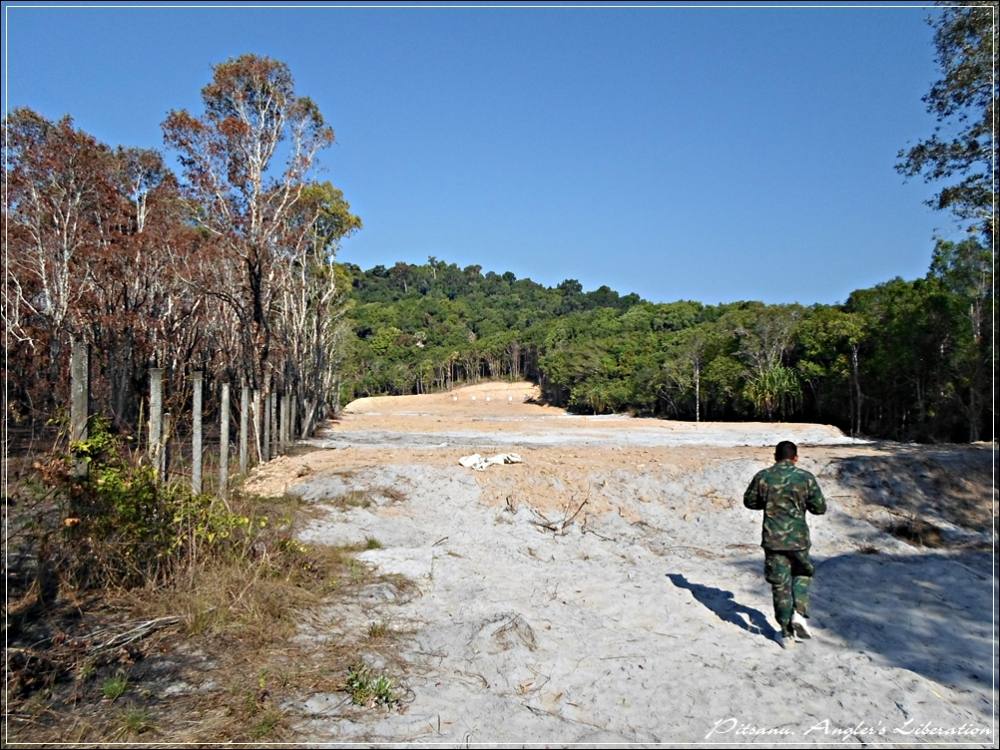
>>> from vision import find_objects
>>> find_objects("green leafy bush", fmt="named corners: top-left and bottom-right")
top-left (63, 418), bottom-right (255, 588)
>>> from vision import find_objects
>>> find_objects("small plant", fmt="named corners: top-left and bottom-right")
top-left (118, 706), bottom-right (155, 736)
top-left (335, 490), bottom-right (373, 509)
top-left (59, 418), bottom-right (260, 588)
top-left (345, 662), bottom-right (398, 708)
top-left (250, 708), bottom-right (283, 739)
top-left (102, 672), bottom-right (128, 701)
top-left (75, 659), bottom-right (97, 682)
top-left (366, 620), bottom-right (390, 639)
top-left (364, 536), bottom-right (382, 550)
top-left (347, 559), bottom-right (366, 583)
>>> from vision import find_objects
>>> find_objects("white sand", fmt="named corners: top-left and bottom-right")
top-left (264, 383), bottom-right (995, 745)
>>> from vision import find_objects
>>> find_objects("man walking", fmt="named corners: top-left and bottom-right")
top-left (743, 440), bottom-right (827, 648)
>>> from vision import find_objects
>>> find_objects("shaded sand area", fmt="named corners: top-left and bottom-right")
top-left (244, 381), bottom-right (997, 746)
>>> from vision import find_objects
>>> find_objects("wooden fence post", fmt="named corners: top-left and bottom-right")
top-left (192, 371), bottom-right (203, 495)
top-left (280, 393), bottom-right (287, 448)
top-left (252, 388), bottom-right (262, 462)
top-left (148, 368), bottom-right (164, 476)
top-left (161, 412), bottom-right (171, 479)
top-left (239, 378), bottom-right (249, 474)
top-left (277, 392), bottom-right (286, 454)
top-left (219, 381), bottom-right (230, 498)
top-left (262, 372), bottom-right (271, 462)
top-left (69, 340), bottom-right (89, 478)
top-left (269, 390), bottom-right (277, 457)
top-left (302, 398), bottom-right (315, 439)
top-left (293, 394), bottom-right (300, 443)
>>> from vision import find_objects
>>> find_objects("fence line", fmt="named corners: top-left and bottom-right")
top-left (65, 344), bottom-right (324, 498)
top-left (192, 371), bottom-right (203, 495)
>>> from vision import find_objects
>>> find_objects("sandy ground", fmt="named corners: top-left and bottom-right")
top-left (244, 382), bottom-right (997, 746)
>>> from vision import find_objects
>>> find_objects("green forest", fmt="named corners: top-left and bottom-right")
top-left (339, 236), bottom-right (991, 443)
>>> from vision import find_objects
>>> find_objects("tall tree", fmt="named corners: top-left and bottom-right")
top-left (5, 109), bottom-right (115, 345)
top-left (163, 54), bottom-right (335, 386)
top-left (927, 237), bottom-right (992, 440)
top-left (896, 2), bottom-right (996, 238)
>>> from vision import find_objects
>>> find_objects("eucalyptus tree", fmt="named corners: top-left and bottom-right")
top-left (163, 54), bottom-right (336, 389)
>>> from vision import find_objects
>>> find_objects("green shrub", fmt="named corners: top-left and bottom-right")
top-left (62, 418), bottom-right (259, 588)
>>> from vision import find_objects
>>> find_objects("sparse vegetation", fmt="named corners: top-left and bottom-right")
top-left (331, 487), bottom-right (406, 509)
top-left (345, 662), bottom-right (399, 708)
top-left (115, 706), bottom-right (156, 738)
top-left (101, 672), bottom-right (129, 701)
top-left (885, 517), bottom-right (946, 548)
top-left (3, 416), bottom-right (414, 743)
top-left (334, 490), bottom-right (375, 508)
top-left (250, 708), bottom-right (285, 740)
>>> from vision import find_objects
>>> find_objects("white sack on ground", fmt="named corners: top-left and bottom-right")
top-left (458, 453), bottom-right (523, 471)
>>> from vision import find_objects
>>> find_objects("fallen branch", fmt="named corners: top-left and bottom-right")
top-left (88, 616), bottom-right (183, 654)
top-left (580, 525), bottom-right (618, 543)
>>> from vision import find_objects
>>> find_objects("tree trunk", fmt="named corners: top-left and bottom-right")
top-left (694, 363), bottom-right (700, 423)
top-left (850, 345), bottom-right (862, 437)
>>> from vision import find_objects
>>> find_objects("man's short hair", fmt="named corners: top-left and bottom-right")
top-left (775, 441), bottom-right (798, 461)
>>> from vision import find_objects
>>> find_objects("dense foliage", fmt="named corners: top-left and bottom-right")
top-left (340, 252), bottom-right (991, 443)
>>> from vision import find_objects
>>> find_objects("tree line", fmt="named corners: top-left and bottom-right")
top-left (5, 55), bottom-right (360, 451)
top-left (340, 244), bottom-right (991, 442)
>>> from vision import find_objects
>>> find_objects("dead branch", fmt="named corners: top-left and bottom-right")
top-left (528, 495), bottom-right (589, 535)
top-left (87, 615), bottom-right (183, 654)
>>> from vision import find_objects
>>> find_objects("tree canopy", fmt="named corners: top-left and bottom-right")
top-left (897, 2), bottom-right (996, 238)
top-left (338, 257), bottom-right (991, 442)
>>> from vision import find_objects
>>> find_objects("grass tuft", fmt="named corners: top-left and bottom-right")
top-left (116, 706), bottom-right (156, 737)
top-left (101, 672), bottom-right (128, 701)
top-left (345, 662), bottom-right (399, 708)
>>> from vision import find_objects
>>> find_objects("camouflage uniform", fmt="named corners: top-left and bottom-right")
top-left (743, 459), bottom-right (827, 636)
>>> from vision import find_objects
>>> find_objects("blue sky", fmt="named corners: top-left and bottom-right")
top-left (4, 2), bottom-right (961, 305)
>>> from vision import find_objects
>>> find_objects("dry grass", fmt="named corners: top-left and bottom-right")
top-left (330, 486), bottom-right (407, 510)
top-left (4, 489), bottom-right (413, 745)
top-left (333, 489), bottom-right (376, 509)
top-left (884, 517), bottom-right (946, 547)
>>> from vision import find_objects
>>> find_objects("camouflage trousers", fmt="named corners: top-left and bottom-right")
top-left (763, 548), bottom-right (815, 634)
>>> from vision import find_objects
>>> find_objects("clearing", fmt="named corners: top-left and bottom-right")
top-left (245, 381), bottom-right (996, 745)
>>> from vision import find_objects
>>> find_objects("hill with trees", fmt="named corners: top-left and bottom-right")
top-left (339, 248), bottom-right (991, 443)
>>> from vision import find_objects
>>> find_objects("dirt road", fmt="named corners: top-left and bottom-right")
top-left (246, 382), bottom-right (996, 745)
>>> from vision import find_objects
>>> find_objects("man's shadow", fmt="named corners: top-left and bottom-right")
top-left (666, 573), bottom-right (778, 642)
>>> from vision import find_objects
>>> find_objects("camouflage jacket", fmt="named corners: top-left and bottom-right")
top-left (743, 460), bottom-right (826, 550)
